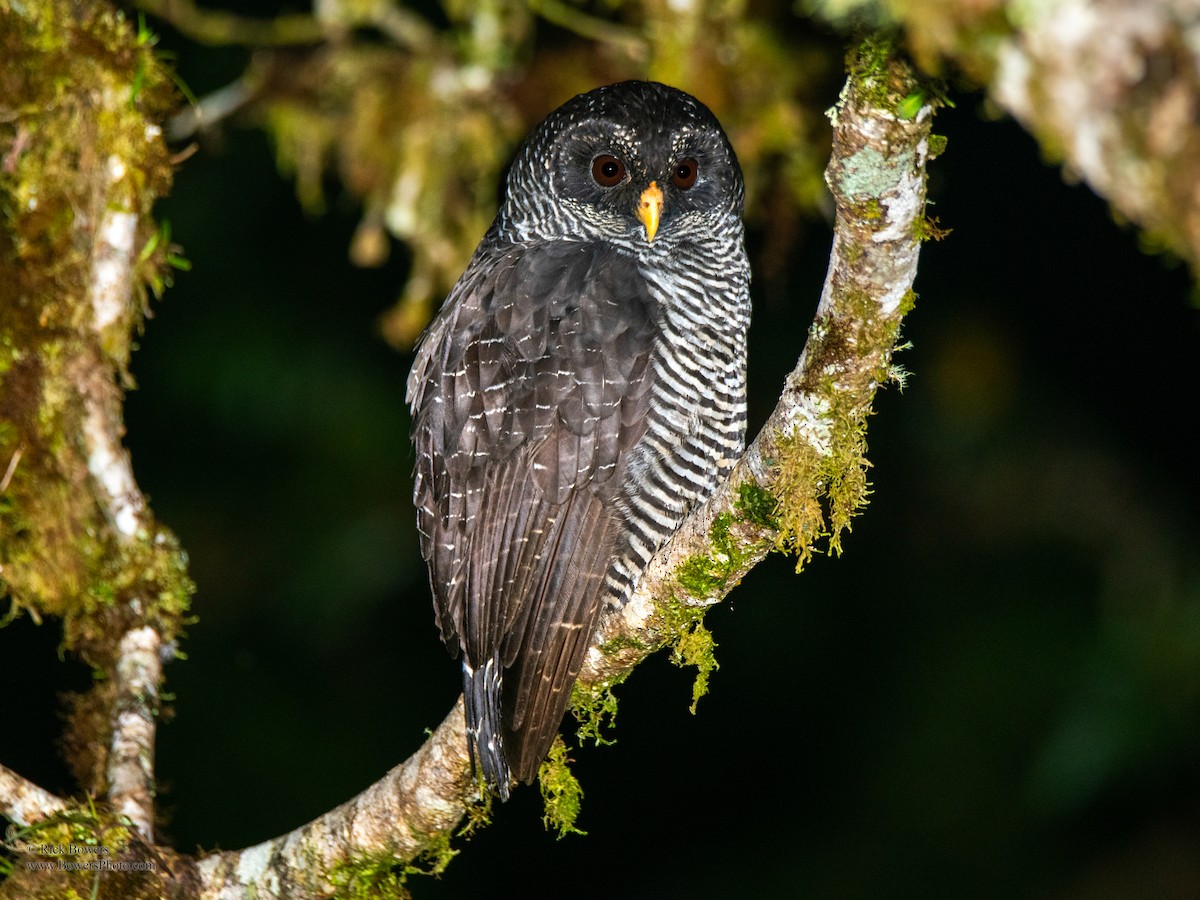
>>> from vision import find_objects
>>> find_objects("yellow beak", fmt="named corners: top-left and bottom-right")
top-left (637, 181), bottom-right (663, 243)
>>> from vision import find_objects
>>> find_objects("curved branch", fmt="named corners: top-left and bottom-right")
top-left (187, 42), bottom-right (937, 897)
top-left (585, 50), bottom-right (935, 683)
top-left (194, 701), bottom-right (474, 899)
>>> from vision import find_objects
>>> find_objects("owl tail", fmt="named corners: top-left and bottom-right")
top-left (462, 653), bottom-right (512, 801)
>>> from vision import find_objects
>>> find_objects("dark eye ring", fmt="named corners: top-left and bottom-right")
top-left (672, 158), bottom-right (699, 189)
top-left (591, 154), bottom-right (626, 187)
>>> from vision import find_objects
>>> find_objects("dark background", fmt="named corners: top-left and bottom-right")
top-left (5, 16), bottom-right (1200, 900)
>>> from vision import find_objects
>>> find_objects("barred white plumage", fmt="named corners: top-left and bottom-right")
top-left (408, 81), bottom-right (749, 799)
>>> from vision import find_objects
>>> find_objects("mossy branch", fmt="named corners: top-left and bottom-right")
top-left (1, 10), bottom-right (933, 893)
top-left (191, 700), bottom-right (476, 899)
top-left (1, 0), bottom-right (192, 857)
top-left (580, 37), bottom-right (937, 686)
top-left (824, 0), bottom-right (1200, 276)
top-left (0, 764), bottom-right (68, 827)
top-left (172, 39), bottom-right (938, 897)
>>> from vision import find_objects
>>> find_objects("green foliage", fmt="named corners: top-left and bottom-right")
top-left (137, 219), bottom-right (192, 299)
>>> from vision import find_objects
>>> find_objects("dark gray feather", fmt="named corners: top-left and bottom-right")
top-left (410, 238), bottom-right (658, 785)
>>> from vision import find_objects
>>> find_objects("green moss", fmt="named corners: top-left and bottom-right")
top-left (328, 829), bottom-right (460, 900)
top-left (570, 682), bottom-right (619, 747)
top-left (538, 737), bottom-right (586, 838)
top-left (735, 481), bottom-right (780, 531)
top-left (823, 406), bottom-right (873, 558)
top-left (0, 799), bottom-right (172, 900)
top-left (676, 552), bottom-right (730, 597)
top-left (913, 214), bottom-right (951, 242)
top-left (650, 596), bottom-right (721, 713)
top-left (771, 432), bottom-right (826, 570)
top-left (927, 133), bottom-right (948, 159)
top-left (1, 0), bottom-right (183, 640)
top-left (671, 618), bottom-right (719, 714)
top-left (846, 33), bottom-right (901, 110)
top-left (675, 511), bottom-right (750, 599)
top-left (843, 33), bottom-right (953, 121)
top-left (54, 526), bottom-right (194, 673)
top-left (653, 490), bottom-right (785, 710)
top-left (770, 279), bottom-right (907, 572)
top-left (7, 799), bottom-right (132, 858)
top-left (328, 852), bottom-right (412, 900)
top-left (846, 33), bottom-right (932, 118)
top-left (411, 831), bottom-right (458, 878)
top-left (597, 632), bottom-right (650, 655)
top-left (456, 788), bottom-right (494, 839)
top-left (857, 197), bottom-right (884, 221)
top-left (0, 0), bottom-right (198, 821)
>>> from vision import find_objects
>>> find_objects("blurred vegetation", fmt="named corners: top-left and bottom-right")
top-left (136, 0), bottom-right (840, 344)
top-left (3, 0), bottom-right (1200, 898)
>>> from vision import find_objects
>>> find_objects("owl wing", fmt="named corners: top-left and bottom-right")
top-left (408, 238), bottom-right (658, 783)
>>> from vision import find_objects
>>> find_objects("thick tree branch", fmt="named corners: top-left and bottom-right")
top-left (0, 764), bottom-right (68, 827)
top-left (185, 42), bottom-right (937, 897)
top-left (991, 0), bottom-right (1200, 270)
top-left (193, 701), bottom-right (474, 899)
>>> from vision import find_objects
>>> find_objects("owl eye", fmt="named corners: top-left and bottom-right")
top-left (672, 158), bottom-right (699, 189)
top-left (591, 154), bottom-right (626, 187)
